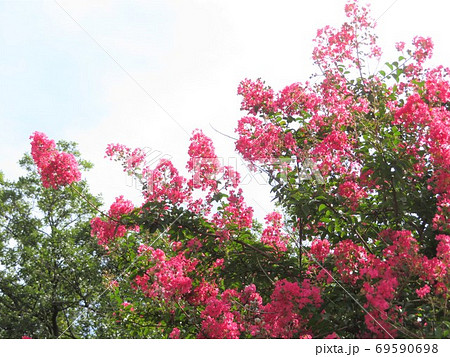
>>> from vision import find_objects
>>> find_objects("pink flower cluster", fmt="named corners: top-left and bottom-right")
top-left (392, 84), bottom-right (450, 234)
top-left (212, 189), bottom-right (254, 239)
top-left (338, 178), bottom-right (368, 211)
top-left (310, 239), bottom-right (330, 263)
top-left (235, 73), bottom-right (366, 180)
top-left (329, 229), bottom-right (450, 337)
top-left (262, 279), bottom-right (322, 338)
top-left (333, 239), bottom-right (368, 284)
top-left (424, 66), bottom-right (450, 104)
top-left (238, 79), bottom-right (322, 120)
top-left (416, 285), bottom-right (431, 299)
top-left (135, 249), bottom-right (198, 301)
top-left (237, 78), bottom-right (276, 115)
top-left (394, 93), bottom-right (431, 130)
top-left (200, 293), bottom-right (241, 339)
top-left (436, 234), bottom-right (450, 265)
top-left (311, 130), bottom-right (353, 177)
top-left (105, 143), bottom-right (146, 172)
top-left (313, 0), bottom-right (380, 71)
top-left (260, 212), bottom-right (290, 251)
top-left (221, 165), bottom-right (241, 190)
top-left (433, 198), bottom-right (450, 231)
top-left (188, 280), bottom-right (219, 306)
top-left (144, 159), bottom-right (189, 205)
top-left (412, 36), bottom-right (434, 64)
top-left (169, 328), bottom-right (181, 339)
top-left (275, 83), bottom-right (320, 117)
top-left (187, 129), bottom-right (221, 191)
top-left (30, 132), bottom-right (81, 189)
top-left (235, 116), bottom-right (283, 165)
top-left (90, 195), bottom-right (138, 245)
top-left (196, 280), bottom-right (323, 339)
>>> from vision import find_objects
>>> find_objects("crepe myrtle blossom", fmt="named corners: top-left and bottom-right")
top-left (30, 131), bottom-right (81, 189)
top-left (29, 0), bottom-right (450, 339)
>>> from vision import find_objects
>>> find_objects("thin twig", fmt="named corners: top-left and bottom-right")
top-left (256, 258), bottom-right (275, 285)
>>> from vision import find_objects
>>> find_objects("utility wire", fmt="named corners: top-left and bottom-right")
top-left (376, 0), bottom-right (400, 23)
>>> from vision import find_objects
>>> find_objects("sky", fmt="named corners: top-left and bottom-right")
top-left (1, 0), bottom-right (450, 221)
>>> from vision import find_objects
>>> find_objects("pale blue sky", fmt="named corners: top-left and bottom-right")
top-left (1, 0), bottom-right (449, 219)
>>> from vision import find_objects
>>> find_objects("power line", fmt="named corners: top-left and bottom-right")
top-left (376, 0), bottom-right (400, 22)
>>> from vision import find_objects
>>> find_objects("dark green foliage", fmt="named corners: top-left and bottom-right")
top-left (0, 142), bottom-right (115, 338)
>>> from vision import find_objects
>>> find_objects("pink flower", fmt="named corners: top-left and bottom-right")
top-left (261, 212), bottom-right (290, 251)
top-left (240, 284), bottom-right (263, 306)
top-left (135, 252), bottom-right (197, 301)
top-left (222, 166), bottom-right (240, 189)
top-left (105, 143), bottom-right (146, 172)
top-left (424, 66), bottom-right (450, 103)
top-left (262, 279), bottom-right (322, 338)
top-left (188, 280), bottom-right (219, 306)
top-left (144, 159), bottom-right (189, 205)
top-left (338, 179), bottom-right (368, 210)
top-left (199, 291), bottom-right (243, 339)
top-left (187, 129), bottom-right (221, 190)
top-left (313, 1), bottom-right (379, 69)
top-left (324, 332), bottom-right (339, 339)
top-left (90, 196), bottom-right (138, 245)
top-left (394, 93), bottom-right (431, 129)
top-left (235, 116), bottom-right (283, 166)
top-left (395, 41), bottom-right (405, 52)
top-left (212, 189), bottom-right (253, 235)
top-left (412, 36), bottom-right (433, 64)
top-left (311, 239), bottom-right (330, 262)
top-left (311, 130), bottom-right (352, 177)
top-left (416, 285), bottom-right (431, 299)
top-left (237, 78), bottom-right (276, 115)
top-left (213, 258), bottom-right (225, 269)
top-left (30, 131), bottom-right (56, 168)
top-left (436, 234), bottom-right (450, 263)
top-left (169, 328), bottom-right (181, 339)
top-left (30, 132), bottom-right (81, 189)
top-left (40, 152), bottom-right (82, 189)
top-left (334, 240), bottom-right (368, 284)
top-left (275, 83), bottom-right (319, 116)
